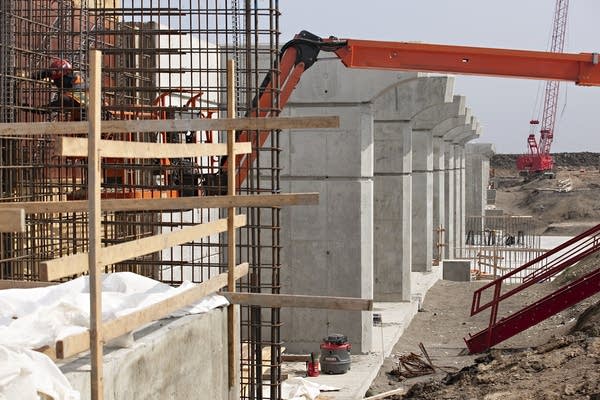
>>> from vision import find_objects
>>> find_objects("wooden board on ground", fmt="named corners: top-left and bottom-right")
top-left (363, 387), bottom-right (406, 399)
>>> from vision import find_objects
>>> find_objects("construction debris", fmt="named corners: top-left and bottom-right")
top-left (389, 343), bottom-right (456, 380)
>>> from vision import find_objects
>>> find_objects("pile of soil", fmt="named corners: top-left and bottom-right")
top-left (490, 153), bottom-right (600, 236)
top-left (398, 305), bottom-right (600, 400)
top-left (491, 152), bottom-right (600, 169)
top-left (367, 268), bottom-right (600, 399)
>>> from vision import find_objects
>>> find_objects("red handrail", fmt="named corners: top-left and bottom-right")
top-left (466, 222), bottom-right (600, 353)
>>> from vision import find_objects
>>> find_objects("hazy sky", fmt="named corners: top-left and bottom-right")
top-left (279, 1), bottom-right (600, 154)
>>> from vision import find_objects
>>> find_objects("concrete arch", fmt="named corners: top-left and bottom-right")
top-left (434, 107), bottom-right (472, 138)
top-left (288, 57), bottom-right (421, 104)
top-left (412, 94), bottom-right (466, 131)
top-left (372, 75), bottom-right (454, 121)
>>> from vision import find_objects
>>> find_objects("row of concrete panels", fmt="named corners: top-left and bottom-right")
top-left (270, 59), bottom-right (495, 353)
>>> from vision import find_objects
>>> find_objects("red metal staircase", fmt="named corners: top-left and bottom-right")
top-left (465, 224), bottom-right (600, 353)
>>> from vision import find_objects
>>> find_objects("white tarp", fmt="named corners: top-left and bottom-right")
top-left (0, 272), bottom-right (229, 400)
top-left (281, 377), bottom-right (340, 400)
top-left (0, 345), bottom-right (79, 400)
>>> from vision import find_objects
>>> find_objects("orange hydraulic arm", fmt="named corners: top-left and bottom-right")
top-left (218, 31), bottom-right (600, 192)
top-left (330, 38), bottom-right (600, 86)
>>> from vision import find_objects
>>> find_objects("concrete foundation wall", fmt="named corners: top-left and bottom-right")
top-left (62, 309), bottom-right (229, 400)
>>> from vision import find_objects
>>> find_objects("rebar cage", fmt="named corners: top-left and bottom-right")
top-left (0, 0), bottom-right (282, 397)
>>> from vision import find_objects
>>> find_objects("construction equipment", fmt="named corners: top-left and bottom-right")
top-left (220, 30), bottom-right (600, 191)
top-left (319, 334), bottom-right (352, 374)
top-left (36, 29), bottom-right (599, 196)
top-left (516, 0), bottom-right (570, 175)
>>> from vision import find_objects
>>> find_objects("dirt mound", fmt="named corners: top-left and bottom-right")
top-left (392, 263), bottom-right (600, 400)
top-left (399, 327), bottom-right (600, 399)
top-left (367, 266), bottom-right (600, 400)
top-left (491, 152), bottom-right (600, 169)
top-left (553, 252), bottom-right (600, 286)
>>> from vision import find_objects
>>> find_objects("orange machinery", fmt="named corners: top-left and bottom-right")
top-left (221, 30), bottom-right (600, 190)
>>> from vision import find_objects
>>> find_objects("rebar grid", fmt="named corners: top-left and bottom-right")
top-left (462, 215), bottom-right (544, 282)
top-left (0, 0), bottom-right (282, 397)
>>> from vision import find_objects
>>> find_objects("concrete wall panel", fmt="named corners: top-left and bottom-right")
top-left (63, 309), bottom-right (229, 400)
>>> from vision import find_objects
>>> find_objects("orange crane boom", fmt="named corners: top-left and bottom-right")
top-left (218, 31), bottom-right (600, 192)
top-left (517, 0), bottom-right (570, 174)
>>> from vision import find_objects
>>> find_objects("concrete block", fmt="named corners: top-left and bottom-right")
top-left (442, 260), bottom-right (473, 282)
top-left (62, 309), bottom-right (229, 400)
top-left (374, 121), bottom-right (412, 174)
top-left (282, 104), bottom-right (374, 178)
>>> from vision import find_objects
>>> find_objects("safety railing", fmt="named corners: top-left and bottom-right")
top-left (466, 222), bottom-right (600, 353)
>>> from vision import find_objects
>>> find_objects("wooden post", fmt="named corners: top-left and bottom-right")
top-left (88, 50), bottom-right (104, 400)
top-left (226, 59), bottom-right (237, 392)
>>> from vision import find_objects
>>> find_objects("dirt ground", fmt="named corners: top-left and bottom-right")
top-left (366, 153), bottom-right (600, 399)
top-left (491, 154), bottom-right (600, 236)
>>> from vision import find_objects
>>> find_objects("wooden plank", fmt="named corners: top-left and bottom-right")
top-left (0, 209), bottom-right (25, 232)
top-left (281, 354), bottom-right (311, 362)
top-left (363, 387), bottom-right (406, 400)
top-left (226, 59), bottom-right (237, 392)
top-left (56, 263), bottom-right (249, 359)
top-left (221, 292), bottom-right (374, 311)
top-left (34, 345), bottom-right (57, 361)
top-left (88, 49), bottom-right (104, 400)
top-left (0, 280), bottom-right (56, 290)
top-left (58, 136), bottom-right (251, 158)
top-left (0, 116), bottom-right (339, 136)
top-left (40, 214), bottom-right (247, 281)
top-left (0, 193), bottom-right (319, 214)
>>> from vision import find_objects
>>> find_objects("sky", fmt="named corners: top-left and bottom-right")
top-left (279, 1), bottom-right (600, 154)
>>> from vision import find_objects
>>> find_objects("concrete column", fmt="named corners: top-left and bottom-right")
top-left (279, 58), bottom-right (420, 353)
top-left (373, 121), bottom-right (412, 301)
top-left (433, 138), bottom-right (445, 260)
top-left (454, 143), bottom-right (465, 256)
top-left (466, 143), bottom-right (496, 218)
top-left (372, 75), bottom-right (453, 299)
top-left (443, 144), bottom-right (456, 259)
top-left (440, 109), bottom-right (472, 259)
top-left (451, 120), bottom-right (481, 257)
top-left (411, 130), bottom-right (433, 272)
top-left (414, 95), bottom-right (466, 264)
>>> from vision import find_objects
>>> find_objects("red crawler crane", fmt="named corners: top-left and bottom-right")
top-left (516, 0), bottom-right (570, 175)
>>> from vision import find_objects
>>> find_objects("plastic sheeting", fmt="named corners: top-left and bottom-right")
top-left (281, 377), bottom-right (340, 400)
top-left (0, 272), bottom-right (229, 400)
